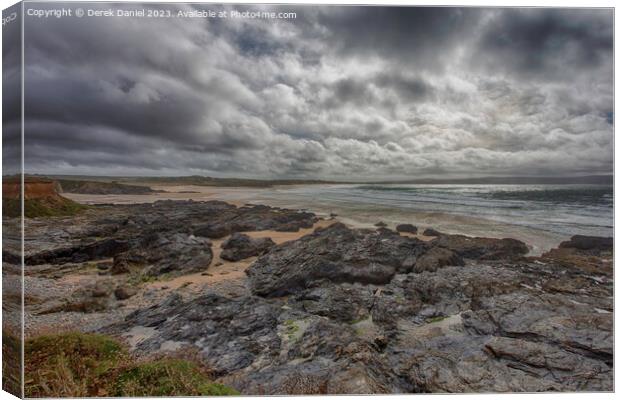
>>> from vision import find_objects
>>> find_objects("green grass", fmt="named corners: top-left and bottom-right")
top-left (114, 359), bottom-right (238, 396)
top-left (2, 329), bottom-right (22, 397)
top-left (24, 332), bottom-right (238, 397)
top-left (3, 197), bottom-right (87, 218)
top-left (427, 315), bottom-right (449, 323)
top-left (348, 315), bottom-right (370, 325)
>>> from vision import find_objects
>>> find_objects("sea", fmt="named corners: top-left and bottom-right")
top-left (248, 183), bottom-right (613, 255)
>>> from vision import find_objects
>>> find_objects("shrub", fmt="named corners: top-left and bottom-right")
top-left (114, 359), bottom-right (239, 396)
top-left (24, 332), bottom-right (238, 397)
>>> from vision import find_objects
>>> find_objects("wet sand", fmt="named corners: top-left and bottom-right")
top-left (64, 185), bottom-right (265, 207)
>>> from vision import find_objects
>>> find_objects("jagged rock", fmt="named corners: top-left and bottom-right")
top-left (113, 233), bottom-right (213, 276)
top-left (396, 224), bottom-right (418, 234)
top-left (412, 247), bottom-right (464, 273)
top-left (21, 198), bottom-right (613, 394)
top-left (292, 283), bottom-right (375, 322)
top-left (193, 223), bottom-right (232, 239)
top-left (220, 233), bottom-right (275, 261)
top-left (247, 223), bottom-right (428, 297)
top-left (559, 235), bottom-right (613, 252)
top-left (104, 294), bottom-right (281, 375)
top-left (434, 234), bottom-right (528, 260)
top-left (25, 238), bottom-right (129, 265)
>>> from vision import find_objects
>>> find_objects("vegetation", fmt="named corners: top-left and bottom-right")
top-left (56, 179), bottom-right (157, 195)
top-left (427, 315), bottom-right (449, 323)
top-left (114, 359), bottom-right (238, 396)
top-left (24, 332), bottom-right (238, 397)
top-left (3, 197), bottom-right (86, 218)
top-left (2, 329), bottom-right (22, 397)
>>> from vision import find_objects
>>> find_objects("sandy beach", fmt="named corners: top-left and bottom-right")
top-left (64, 184), bottom-right (570, 255)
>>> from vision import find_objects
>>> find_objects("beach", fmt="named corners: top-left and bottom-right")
top-left (63, 182), bottom-right (613, 255)
top-left (8, 186), bottom-right (613, 394)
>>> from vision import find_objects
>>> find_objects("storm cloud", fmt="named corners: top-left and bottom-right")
top-left (21, 4), bottom-right (613, 180)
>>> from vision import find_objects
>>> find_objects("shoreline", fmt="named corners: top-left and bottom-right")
top-left (63, 184), bottom-right (573, 255)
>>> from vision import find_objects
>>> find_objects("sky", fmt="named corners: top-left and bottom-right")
top-left (13, 4), bottom-right (614, 180)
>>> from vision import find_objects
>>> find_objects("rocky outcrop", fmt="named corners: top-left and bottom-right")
top-left (192, 204), bottom-right (318, 239)
top-left (112, 233), bottom-right (212, 276)
top-left (422, 228), bottom-right (441, 237)
top-left (559, 235), bottom-right (613, 253)
top-left (434, 234), bottom-right (528, 260)
top-left (20, 197), bottom-right (612, 394)
top-left (25, 239), bottom-right (129, 265)
top-left (396, 224), bottom-right (418, 234)
top-left (220, 233), bottom-right (275, 262)
top-left (247, 223), bottom-right (432, 297)
top-left (247, 224), bottom-right (525, 297)
top-left (412, 247), bottom-right (464, 273)
top-left (105, 242), bottom-right (613, 394)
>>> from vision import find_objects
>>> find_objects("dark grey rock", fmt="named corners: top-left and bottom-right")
top-left (434, 234), bottom-right (529, 260)
top-left (422, 228), bottom-right (442, 237)
top-left (396, 224), bottom-right (418, 234)
top-left (221, 233), bottom-right (275, 261)
top-left (113, 233), bottom-right (213, 276)
top-left (247, 223), bottom-right (428, 297)
top-left (559, 235), bottom-right (613, 252)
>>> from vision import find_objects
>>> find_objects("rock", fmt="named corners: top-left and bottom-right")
top-left (191, 203), bottom-right (318, 238)
top-left (21, 197), bottom-right (613, 393)
top-left (434, 234), bottom-right (528, 260)
top-left (193, 223), bottom-right (232, 239)
top-left (90, 283), bottom-right (111, 298)
top-left (374, 221), bottom-right (388, 228)
top-left (413, 247), bottom-right (464, 273)
top-left (113, 233), bottom-right (213, 276)
top-left (396, 224), bottom-right (418, 234)
top-left (540, 247), bottom-right (612, 277)
top-left (247, 223), bottom-right (428, 297)
top-left (39, 281), bottom-right (115, 314)
top-left (220, 233), bottom-right (275, 261)
top-left (293, 283), bottom-right (375, 322)
top-left (559, 235), bottom-right (613, 253)
top-left (422, 228), bottom-right (442, 237)
top-left (104, 294), bottom-right (281, 375)
top-left (96, 261), bottom-right (112, 271)
top-left (25, 238), bottom-right (129, 265)
top-left (114, 286), bottom-right (137, 300)
top-left (110, 257), bottom-right (130, 275)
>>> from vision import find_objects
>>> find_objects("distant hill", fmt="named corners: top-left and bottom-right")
top-left (28, 174), bottom-right (613, 187)
top-left (2, 177), bottom-right (86, 218)
top-left (42, 175), bottom-right (338, 188)
top-left (56, 179), bottom-right (162, 195)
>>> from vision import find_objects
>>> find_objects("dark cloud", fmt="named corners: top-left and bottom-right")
top-left (19, 4), bottom-right (613, 180)
top-left (474, 9), bottom-right (613, 79)
top-left (3, 3), bottom-right (22, 175)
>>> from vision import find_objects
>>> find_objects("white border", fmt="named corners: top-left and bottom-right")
top-left (0, 1), bottom-right (616, 400)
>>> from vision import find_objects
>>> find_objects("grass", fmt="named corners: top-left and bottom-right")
top-left (24, 332), bottom-right (238, 397)
top-left (427, 315), bottom-right (449, 323)
top-left (3, 197), bottom-right (87, 218)
top-left (25, 333), bottom-right (124, 397)
top-left (348, 315), bottom-right (370, 325)
top-left (2, 329), bottom-right (22, 397)
top-left (284, 319), bottom-right (300, 338)
top-left (114, 359), bottom-right (238, 396)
